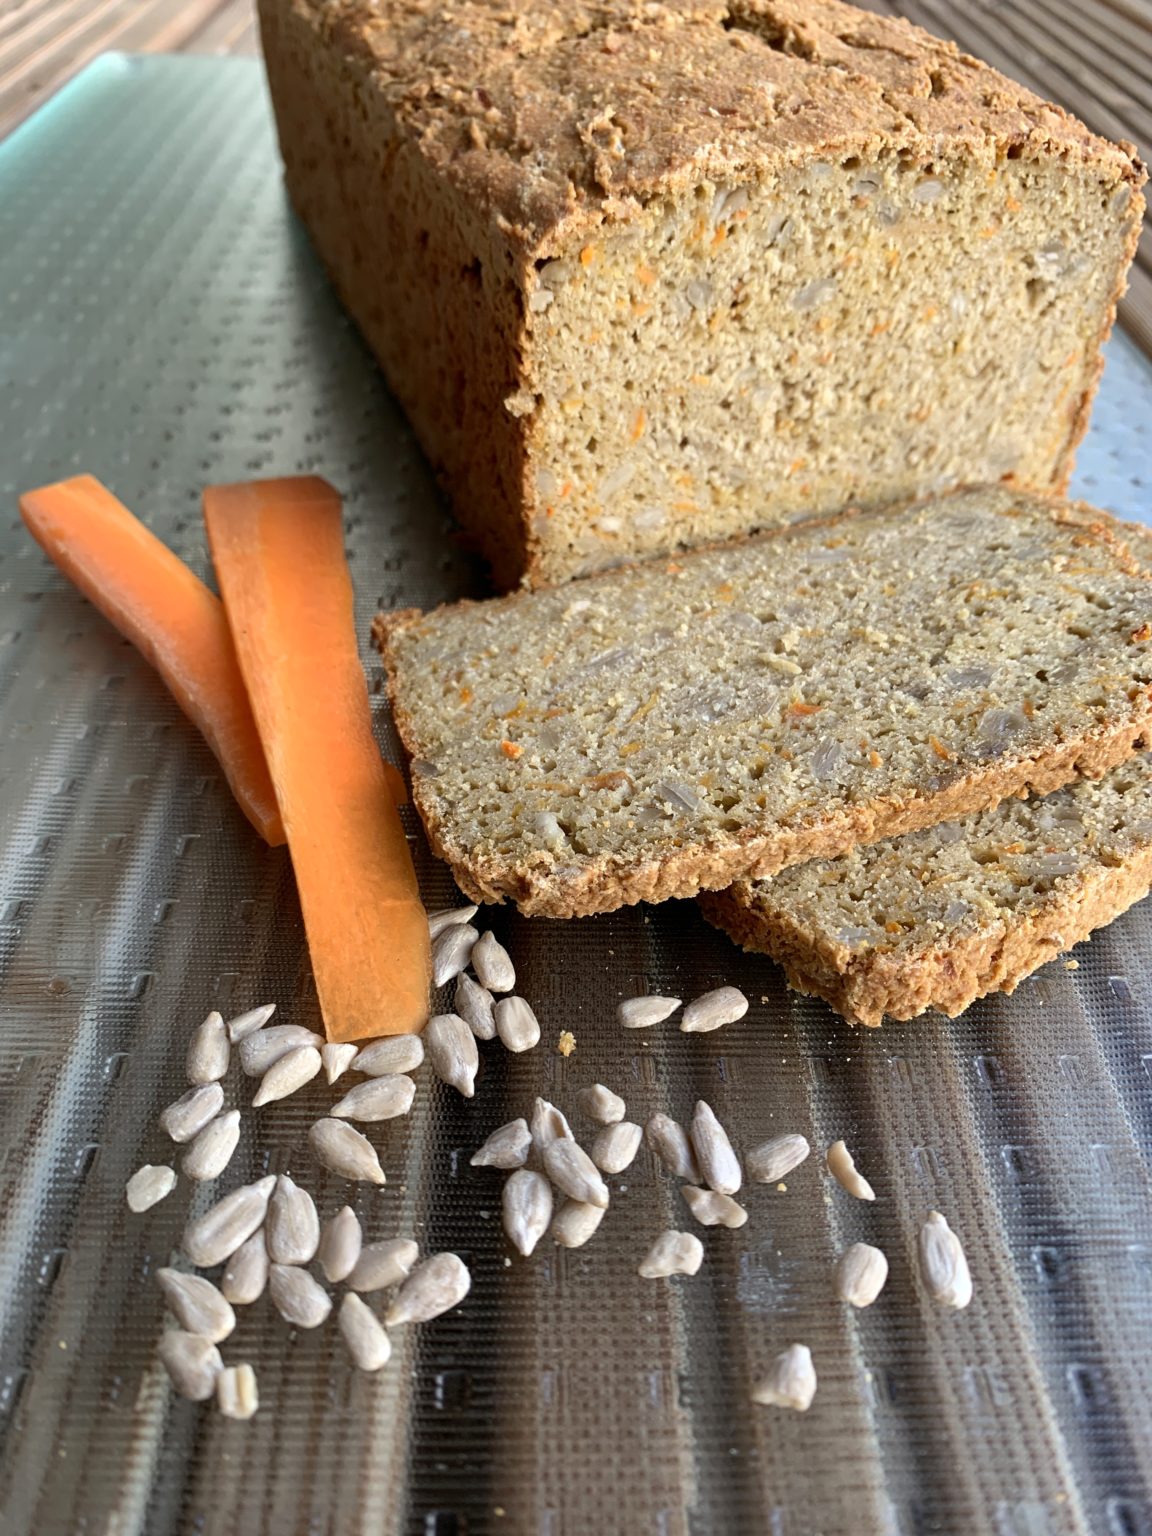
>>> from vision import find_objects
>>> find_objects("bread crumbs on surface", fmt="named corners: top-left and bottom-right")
top-left (500, 740), bottom-right (523, 759)
top-left (1065, 959), bottom-right (1079, 970)
top-left (776, 1182), bottom-right (787, 1193)
top-left (557, 1030), bottom-right (576, 1057)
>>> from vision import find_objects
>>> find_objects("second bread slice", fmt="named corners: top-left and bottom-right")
top-left (378, 488), bottom-right (1152, 918)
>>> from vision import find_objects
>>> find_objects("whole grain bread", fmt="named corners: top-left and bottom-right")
top-left (258, 0), bottom-right (1144, 588)
top-left (377, 487), bottom-right (1152, 919)
top-left (700, 754), bottom-right (1152, 1026)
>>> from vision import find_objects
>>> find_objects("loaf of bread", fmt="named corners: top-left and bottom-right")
top-left (700, 755), bottom-right (1152, 1025)
top-left (376, 488), bottom-right (1152, 918)
top-left (258, 0), bottom-right (1144, 588)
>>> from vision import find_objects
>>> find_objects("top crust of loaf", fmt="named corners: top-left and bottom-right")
top-left (296, 0), bottom-right (1143, 252)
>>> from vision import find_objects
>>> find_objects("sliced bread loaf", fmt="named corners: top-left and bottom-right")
top-left (700, 754), bottom-right (1152, 1025)
top-left (377, 488), bottom-right (1152, 918)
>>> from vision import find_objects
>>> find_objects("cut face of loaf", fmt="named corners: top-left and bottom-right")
top-left (377, 488), bottom-right (1152, 919)
top-left (700, 754), bottom-right (1152, 1026)
top-left (258, 0), bottom-right (1144, 587)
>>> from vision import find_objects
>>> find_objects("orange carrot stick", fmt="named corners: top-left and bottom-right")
top-left (203, 476), bottom-right (430, 1040)
top-left (19, 474), bottom-right (285, 845)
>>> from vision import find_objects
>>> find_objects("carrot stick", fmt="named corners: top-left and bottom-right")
top-left (202, 476), bottom-right (430, 1040)
top-left (19, 475), bottom-right (285, 845)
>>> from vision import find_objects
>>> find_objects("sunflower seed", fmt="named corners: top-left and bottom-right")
top-left (347, 1238), bottom-right (420, 1293)
top-left (502, 1169), bottom-right (553, 1256)
top-left (826, 1139), bottom-right (876, 1201)
top-left (221, 1230), bottom-right (269, 1305)
top-left (530, 1097), bottom-right (573, 1153)
top-left (126, 1164), bottom-right (177, 1212)
top-left (331, 1074), bottom-right (416, 1123)
top-left (424, 1013), bottom-right (479, 1097)
top-left (318, 1206), bottom-right (363, 1283)
top-left (835, 1242), bottom-right (889, 1308)
top-left (216, 1362), bottom-right (259, 1419)
top-left (591, 1121), bottom-right (642, 1175)
top-left (691, 1101), bottom-right (742, 1195)
top-left (239, 1025), bottom-right (324, 1077)
top-left (157, 1269), bottom-right (236, 1342)
top-left (646, 1113), bottom-right (702, 1183)
top-left (181, 1110), bottom-right (241, 1182)
top-left (226, 1003), bottom-right (276, 1043)
top-left (386, 1252), bottom-right (471, 1325)
top-left (321, 1041), bottom-right (359, 1085)
top-left (355, 1034), bottom-right (425, 1076)
top-left (918, 1212), bottom-right (972, 1309)
top-left (495, 996), bottom-right (540, 1053)
top-left (454, 973), bottom-right (497, 1040)
top-left (552, 1199), bottom-right (607, 1248)
top-left (158, 1331), bottom-right (223, 1401)
top-left (638, 1231), bottom-right (704, 1278)
top-left (159, 1083), bottom-right (225, 1144)
top-left (253, 1045), bottom-right (323, 1107)
top-left (746, 1133), bottom-right (811, 1184)
top-left (432, 922), bottom-right (478, 987)
top-left (543, 1138), bottom-right (609, 1207)
top-left (470, 1119), bottom-right (532, 1170)
top-left (340, 1293), bottom-right (392, 1371)
top-left (680, 986), bottom-right (748, 1034)
top-left (186, 1011), bottom-right (230, 1084)
top-left (268, 1264), bottom-right (332, 1328)
top-left (680, 1185), bottom-right (748, 1228)
top-left (309, 1118), bottom-right (387, 1184)
top-left (471, 930), bottom-right (516, 992)
top-left (182, 1176), bottom-right (276, 1266)
top-left (617, 995), bottom-right (681, 1029)
top-left (427, 904), bottom-right (479, 941)
top-left (266, 1175), bottom-right (320, 1265)
top-left (577, 1083), bottom-right (626, 1124)
top-left (752, 1344), bottom-right (816, 1411)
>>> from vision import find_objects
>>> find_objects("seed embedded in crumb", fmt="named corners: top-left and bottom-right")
top-left (826, 1139), bottom-right (876, 1201)
top-left (339, 1293), bottom-right (392, 1372)
top-left (746, 1133), bottom-right (810, 1184)
top-left (126, 1164), bottom-right (177, 1212)
top-left (835, 1242), bottom-right (889, 1308)
top-left (577, 1083), bottom-right (626, 1125)
top-left (680, 986), bottom-right (748, 1034)
top-left (638, 1230), bottom-right (704, 1278)
top-left (680, 1185), bottom-right (748, 1228)
top-left (752, 1345), bottom-right (817, 1411)
top-left (225, 1003), bottom-right (276, 1043)
top-left (158, 1331), bottom-right (222, 1401)
top-left (918, 1212), bottom-right (972, 1309)
top-left (617, 996), bottom-right (681, 1029)
top-left (386, 1252), bottom-right (471, 1325)
top-left (557, 1030), bottom-right (576, 1057)
top-left (308, 1118), bottom-right (387, 1184)
top-left (217, 1363), bottom-right (259, 1419)
top-left (321, 1041), bottom-right (359, 1085)
top-left (186, 1011), bottom-right (230, 1084)
top-left (471, 930), bottom-right (516, 992)
top-left (691, 1101), bottom-right (742, 1195)
top-left (502, 1168), bottom-right (553, 1256)
top-left (471, 1118), bottom-right (532, 1170)
top-left (427, 904), bottom-right (479, 941)
top-left (591, 1121), bottom-right (642, 1175)
top-left (424, 1013), bottom-right (479, 1097)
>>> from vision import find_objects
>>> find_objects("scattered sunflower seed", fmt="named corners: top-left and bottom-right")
top-left (495, 996), bottom-right (540, 1053)
top-left (530, 1097), bottom-right (573, 1153)
top-left (331, 1074), bottom-right (416, 1123)
top-left (182, 1176), bottom-right (276, 1267)
top-left (470, 1119), bottom-right (532, 1170)
top-left (645, 1113), bottom-right (703, 1184)
top-left (221, 1230), bottom-right (269, 1306)
top-left (542, 1138), bottom-right (609, 1208)
top-left (266, 1175), bottom-right (320, 1265)
top-left (826, 1139), bottom-right (876, 1201)
top-left (424, 1013), bottom-right (479, 1097)
top-left (454, 973), bottom-right (497, 1040)
top-left (432, 922), bottom-right (479, 987)
top-left (239, 1025), bottom-right (324, 1077)
top-left (225, 1003), bottom-right (276, 1043)
top-left (680, 986), bottom-right (749, 1034)
top-left (348, 1238), bottom-right (420, 1293)
top-left (691, 1101), bottom-right (742, 1195)
top-left (835, 1242), bottom-right (889, 1308)
top-left (746, 1133), bottom-right (811, 1184)
top-left (680, 1185), bottom-right (748, 1228)
top-left (355, 1034), bottom-right (425, 1076)
top-left (552, 1199), bottom-right (607, 1248)
top-left (186, 1011), bottom-right (230, 1085)
top-left (638, 1230), bottom-right (704, 1278)
top-left (181, 1110), bottom-right (241, 1182)
top-left (577, 1083), bottom-right (626, 1125)
top-left (502, 1168), bottom-right (553, 1256)
top-left (126, 1164), bottom-right (177, 1212)
top-left (318, 1206), bottom-right (363, 1284)
top-left (918, 1212), bottom-right (972, 1309)
top-left (309, 1118), bottom-right (387, 1184)
top-left (617, 995), bottom-right (681, 1029)
top-left (269, 1264), bottom-right (332, 1329)
top-left (321, 1041), bottom-right (359, 1085)
top-left (386, 1252), bottom-right (471, 1325)
top-left (158, 1330), bottom-right (223, 1401)
top-left (339, 1293), bottom-right (392, 1372)
top-left (216, 1362), bottom-right (259, 1419)
top-left (160, 1082), bottom-right (224, 1144)
top-left (471, 930), bottom-right (516, 992)
top-left (157, 1269), bottom-right (236, 1343)
top-left (427, 904), bottom-right (479, 941)
top-left (591, 1121), bottom-right (642, 1175)
top-left (752, 1345), bottom-right (817, 1411)
top-left (253, 1044), bottom-right (323, 1107)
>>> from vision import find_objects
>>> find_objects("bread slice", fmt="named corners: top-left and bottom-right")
top-left (377, 487), bottom-right (1152, 918)
top-left (700, 754), bottom-right (1152, 1025)
top-left (258, 0), bottom-right (1144, 588)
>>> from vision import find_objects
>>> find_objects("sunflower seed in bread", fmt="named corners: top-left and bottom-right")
top-left (318, 1206), bottom-right (363, 1284)
top-left (638, 1231), bottom-right (704, 1278)
top-left (454, 973), bottom-right (497, 1040)
top-left (339, 1293), bottom-right (392, 1372)
top-left (157, 1269), bottom-right (236, 1342)
top-left (321, 1041), bottom-right (359, 1085)
top-left (680, 986), bottom-right (748, 1033)
top-left (238, 1025), bottom-right (324, 1077)
top-left (126, 1164), bottom-right (176, 1212)
top-left (182, 1110), bottom-right (241, 1182)
top-left (746, 1133), bottom-right (811, 1185)
top-left (826, 1140), bottom-right (876, 1201)
top-left (424, 1013), bottom-right (479, 1097)
top-left (221, 1230), bottom-right (269, 1306)
top-left (680, 1185), bottom-right (748, 1228)
top-left (552, 1199), bottom-right (607, 1248)
top-left (216, 1363), bottom-right (259, 1419)
top-left (266, 1175), bottom-right (320, 1265)
top-left (471, 930), bottom-right (516, 992)
top-left (386, 1252), bottom-right (471, 1325)
top-left (432, 922), bottom-right (478, 986)
top-left (646, 1113), bottom-right (702, 1183)
top-left (331, 1075), bottom-right (416, 1123)
top-left (186, 1011), bottom-right (229, 1085)
top-left (691, 1101), bottom-right (742, 1195)
top-left (542, 1138), bottom-right (609, 1208)
top-left (835, 1242), bottom-right (889, 1308)
top-left (427, 904), bottom-right (479, 941)
top-left (591, 1121), bottom-right (642, 1175)
top-left (470, 1119), bottom-right (532, 1170)
top-left (226, 1003), bottom-right (276, 1043)
top-left (183, 1176), bottom-right (276, 1267)
top-left (577, 1083), bottom-right (626, 1124)
top-left (617, 996), bottom-right (681, 1029)
top-left (502, 1168), bottom-right (553, 1256)
top-left (495, 996), bottom-right (540, 1053)
top-left (269, 1264), bottom-right (332, 1329)
top-left (160, 1083), bottom-right (224, 1144)
top-left (308, 1118), bottom-right (387, 1184)
top-left (752, 1345), bottom-right (817, 1411)
top-left (355, 1034), bottom-right (425, 1076)
top-left (918, 1212), bottom-right (972, 1309)
top-left (158, 1331), bottom-right (222, 1401)
top-left (347, 1238), bottom-right (420, 1293)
